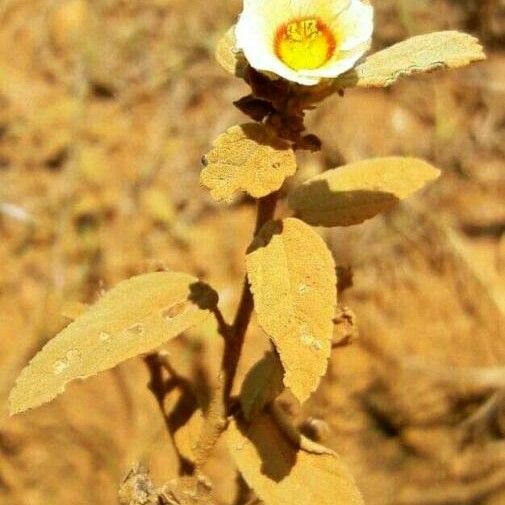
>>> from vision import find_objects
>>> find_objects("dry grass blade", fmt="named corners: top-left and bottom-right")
top-left (335, 31), bottom-right (486, 88)
top-left (289, 157), bottom-right (440, 227)
top-left (246, 218), bottom-right (336, 403)
top-left (201, 123), bottom-right (297, 202)
top-left (9, 272), bottom-right (217, 414)
top-left (225, 413), bottom-right (364, 505)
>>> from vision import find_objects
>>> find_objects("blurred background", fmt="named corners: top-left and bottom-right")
top-left (0, 0), bottom-right (504, 504)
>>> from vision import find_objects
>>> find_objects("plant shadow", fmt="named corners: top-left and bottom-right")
top-left (188, 281), bottom-right (219, 310)
top-left (240, 122), bottom-right (292, 153)
top-left (291, 178), bottom-right (400, 226)
top-left (246, 220), bottom-right (284, 254)
top-left (236, 413), bottom-right (298, 483)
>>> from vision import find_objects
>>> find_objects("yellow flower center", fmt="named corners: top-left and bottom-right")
top-left (274, 18), bottom-right (336, 71)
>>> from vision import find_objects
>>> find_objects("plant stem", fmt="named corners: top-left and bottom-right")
top-left (223, 190), bottom-right (279, 400)
top-left (195, 191), bottom-right (279, 469)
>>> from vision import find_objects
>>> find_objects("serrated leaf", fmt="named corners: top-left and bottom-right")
top-left (335, 31), bottom-right (485, 89)
top-left (289, 157), bottom-right (440, 227)
top-left (240, 352), bottom-right (284, 421)
top-left (201, 123), bottom-right (297, 202)
top-left (225, 413), bottom-right (364, 505)
top-left (215, 25), bottom-right (247, 78)
top-left (246, 218), bottom-right (336, 403)
top-left (9, 272), bottom-right (217, 414)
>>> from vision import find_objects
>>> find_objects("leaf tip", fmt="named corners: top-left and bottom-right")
top-left (7, 366), bottom-right (63, 416)
top-left (457, 31), bottom-right (487, 62)
top-left (284, 367), bottom-right (324, 405)
top-left (7, 382), bottom-right (32, 416)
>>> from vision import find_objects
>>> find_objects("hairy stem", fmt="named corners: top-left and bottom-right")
top-left (195, 191), bottom-right (279, 469)
top-left (224, 190), bottom-right (279, 398)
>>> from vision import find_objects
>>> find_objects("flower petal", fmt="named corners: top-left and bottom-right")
top-left (235, 0), bottom-right (373, 86)
top-left (236, 3), bottom-right (323, 85)
top-left (332, 0), bottom-right (374, 51)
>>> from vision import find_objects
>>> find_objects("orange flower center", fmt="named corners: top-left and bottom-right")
top-left (274, 17), bottom-right (336, 71)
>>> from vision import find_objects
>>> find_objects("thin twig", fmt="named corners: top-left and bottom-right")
top-left (209, 304), bottom-right (231, 342)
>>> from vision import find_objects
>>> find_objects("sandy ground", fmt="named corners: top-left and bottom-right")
top-left (0, 0), bottom-right (504, 504)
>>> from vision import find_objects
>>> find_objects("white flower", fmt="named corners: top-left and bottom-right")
top-left (235, 0), bottom-right (374, 86)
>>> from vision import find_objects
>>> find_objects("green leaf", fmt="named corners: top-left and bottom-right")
top-left (246, 218), bottom-right (337, 403)
top-left (289, 157), bottom-right (440, 227)
top-left (9, 272), bottom-right (217, 414)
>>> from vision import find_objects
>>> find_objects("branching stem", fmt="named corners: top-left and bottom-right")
top-left (194, 191), bottom-right (279, 469)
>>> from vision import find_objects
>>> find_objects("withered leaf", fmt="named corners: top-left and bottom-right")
top-left (9, 272), bottom-right (216, 414)
top-left (233, 95), bottom-right (276, 122)
top-left (215, 25), bottom-right (247, 78)
top-left (225, 413), bottom-right (364, 505)
top-left (118, 465), bottom-right (159, 505)
top-left (161, 476), bottom-right (215, 505)
top-left (289, 157), bottom-right (440, 227)
top-left (201, 123), bottom-right (297, 201)
top-left (240, 352), bottom-right (284, 421)
top-left (246, 218), bottom-right (336, 403)
top-left (335, 31), bottom-right (485, 89)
